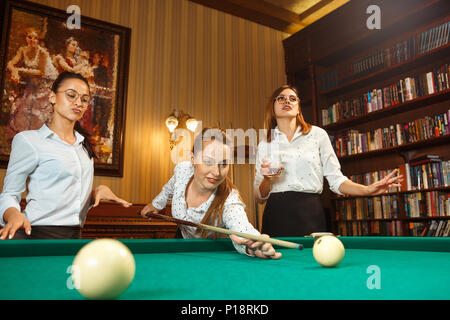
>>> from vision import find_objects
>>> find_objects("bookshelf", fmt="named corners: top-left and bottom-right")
top-left (283, 0), bottom-right (450, 237)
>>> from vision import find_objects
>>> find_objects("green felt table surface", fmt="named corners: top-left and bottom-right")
top-left (0, 237), bottom-right (449, 300)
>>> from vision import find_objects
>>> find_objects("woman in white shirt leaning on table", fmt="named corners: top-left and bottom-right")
top-left (254, 85), bottom-right (404, 237)
top-left (0, 71), bottom-right (131, 240)
top-left (141, 128), bottom-right (282, 259)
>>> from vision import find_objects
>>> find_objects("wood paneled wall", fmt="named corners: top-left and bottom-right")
top-left (0, 0), bottom-right (287, 228)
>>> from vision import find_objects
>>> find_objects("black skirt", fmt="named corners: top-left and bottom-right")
top-left (12, 226), bottom-right (81, 239)
top-left (261, 191), bottom-right (327, 237)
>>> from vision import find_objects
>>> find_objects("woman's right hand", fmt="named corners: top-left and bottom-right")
top-left (140, 203), bottom-right (159, 219)
top-left (257, 158), bottom-right (283, 202)
top-left (230, 234), bottom-right (282, 259)
top-left (0, 208), bottom-right (32, 240)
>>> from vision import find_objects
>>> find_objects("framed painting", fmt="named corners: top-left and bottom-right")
top-left (0, 0), bottom-right (131, 176)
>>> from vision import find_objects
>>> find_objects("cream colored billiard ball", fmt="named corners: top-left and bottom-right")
top-left (72, 239), bottom-right (135, 299)
top-left (312, 235), bottom-right (345, 267)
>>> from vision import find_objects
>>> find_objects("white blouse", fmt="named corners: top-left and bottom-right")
top-left (0, 125), bottom-right (94, 227)
top-left (254, 125), bottom-right (348, 200)
top-left (152, 161), bottom-right (260, 255)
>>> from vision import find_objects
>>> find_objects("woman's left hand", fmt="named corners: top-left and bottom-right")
top-left (92, 185), bottom-right (132, 207)
top-left (366, 169), bottom-right (403, 196)
top-left (230, 234), bottom-right (282, 259)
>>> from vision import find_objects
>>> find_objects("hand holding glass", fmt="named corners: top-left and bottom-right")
top-left (261, 155), bottom-right (283, 177)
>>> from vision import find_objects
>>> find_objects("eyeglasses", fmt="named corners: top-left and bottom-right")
top-left (57, 89), bottom-right (90, 106)
top-left (274, 95), bottom-right (299, 104)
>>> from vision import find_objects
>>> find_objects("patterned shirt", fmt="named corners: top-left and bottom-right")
top-left (254, 125), bottom-right (349, 200)
top-left (152, 161), bottom-right (260, 255)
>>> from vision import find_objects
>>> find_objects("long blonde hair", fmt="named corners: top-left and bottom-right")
top-left (192, 128), bottom-right (241, 239)
top-left (264, 85), bottom-right (311, 142)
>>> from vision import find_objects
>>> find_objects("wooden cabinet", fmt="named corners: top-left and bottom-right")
top-left (18, 200), bottom-right (177, 238)
top-left (82, 203), bottom-right (177, 239)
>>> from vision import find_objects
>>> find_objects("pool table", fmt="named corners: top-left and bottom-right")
top-left (0, 237), bottom-right (449, 301)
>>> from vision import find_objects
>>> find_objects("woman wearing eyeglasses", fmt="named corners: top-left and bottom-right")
top-left (0, 71), bottom-right (131, 240)
top-left (254, 85), bottom-right (403, 236)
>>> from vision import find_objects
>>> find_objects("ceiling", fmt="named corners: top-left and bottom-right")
top-left (189, 0), bottom-right (350, 35)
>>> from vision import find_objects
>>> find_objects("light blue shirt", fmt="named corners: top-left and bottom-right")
top-left (0, 125), bottom-right (94, 227)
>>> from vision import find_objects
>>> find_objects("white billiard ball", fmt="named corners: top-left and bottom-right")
top-left (312, 235), bottom-right (345, 267)
top-left (72, 239), bottom-right (135, 299)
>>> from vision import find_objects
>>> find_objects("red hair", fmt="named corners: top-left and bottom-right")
top-left (264, 85), bottom-right (311, 142)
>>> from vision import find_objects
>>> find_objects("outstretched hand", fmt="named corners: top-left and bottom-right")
top-left (140, 203), bottom-right (159, 218)
top-left (230, 234), bottom-right (282, 259)
top-left (366, 169), bottom-right (403, 196)
top-left (92, 185), bottom-right (132, 208)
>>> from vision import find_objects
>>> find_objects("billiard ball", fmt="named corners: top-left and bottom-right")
top-left (71, 239), bottom-right (135, 299)
top-left (312, 235), bottom-right (345, 267)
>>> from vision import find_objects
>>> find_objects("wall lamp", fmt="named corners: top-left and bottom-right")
top-left (165, 108), bottom-right (199, 149)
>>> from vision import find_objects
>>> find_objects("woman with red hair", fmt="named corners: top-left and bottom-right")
top-left (254, 85), bottom-right (403, 236)
top-left (141, 128), bottom-right (282, 259)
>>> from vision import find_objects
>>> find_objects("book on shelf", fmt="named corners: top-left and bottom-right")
top-left (320, 20), bottom-right (450, 92)
top-left (338, 219), bottom-right (450, 237)
top-left (321, 63), bottom-right (450, 126)
top-left (398, 158), bottom-right (450, 192)
top-left (330, 109), bottom-right (450, 157)
top-left (419, 223), bottom-right (429, 236)
top-left (404, 191), bottom-right (450, 218)
top-left (444, 220), bottom-right (450, 236)
top-left (409, 220), bottom-right (450, 236)
top-left (398, 162), bottom-right (411, 191)
top-left (335, 194), bottom-right (400, 220)
top-left (336, 220), bottom-right (403, 236)
top-left (435, 219), bottom-right (446, 235)
top-left (428, 220), bottom-right (439, 236)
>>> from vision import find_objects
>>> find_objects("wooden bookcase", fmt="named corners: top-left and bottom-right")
top-left (283, 0), bottom-right (450, 236)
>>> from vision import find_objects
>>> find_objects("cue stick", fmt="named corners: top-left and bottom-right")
top-left (138, 211), bottom-right (303, 250)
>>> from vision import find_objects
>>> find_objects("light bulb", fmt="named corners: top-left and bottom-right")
top-left (165, 116), bottom-right (178, 133)
top-left (186, 118), bottom-right (198, 132)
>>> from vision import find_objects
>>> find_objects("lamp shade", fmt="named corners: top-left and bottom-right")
top-left (165, 115), bottom-right (178, 133)
top-left (186, 118), bottom-right (199, 132)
